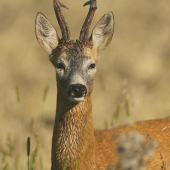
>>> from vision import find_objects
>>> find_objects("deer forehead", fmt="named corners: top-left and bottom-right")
top-left (56, 45), bottom-right (98, 64)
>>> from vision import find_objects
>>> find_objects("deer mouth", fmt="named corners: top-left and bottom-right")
top-left (69, 96), bottom-right (85, 103)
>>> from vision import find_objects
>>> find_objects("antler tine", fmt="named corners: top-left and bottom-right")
top-left (53, 0), bottom-right (70, 42)
top-left (79, 0), bottom-right (97, 42)
top-left (83, 1), bottom-right (91, 7)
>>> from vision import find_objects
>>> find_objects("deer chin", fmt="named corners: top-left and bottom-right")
top-left (69, 96), bottom-right (85, 103)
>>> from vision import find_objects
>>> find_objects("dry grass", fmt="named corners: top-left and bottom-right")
top-left (0, 0), bottom-right (170, 169)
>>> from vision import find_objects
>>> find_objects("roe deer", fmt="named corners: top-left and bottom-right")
top-left (35, 0), bottom-right (170, 169)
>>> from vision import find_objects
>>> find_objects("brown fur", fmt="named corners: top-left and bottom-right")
top-left (52, 90), bottom-right (96, 170)
top-left (52, 87), bottom-right (170, 170)
top-left (95, 118), bottom-right (170, 170)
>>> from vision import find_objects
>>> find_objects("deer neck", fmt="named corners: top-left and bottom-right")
top-left (52, 89), bottom-right (96, 169)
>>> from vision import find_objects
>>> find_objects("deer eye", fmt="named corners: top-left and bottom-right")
top-left (56, 63), bottom-right (64, 70)
top-left (88, 63), bottom-right (96, 70)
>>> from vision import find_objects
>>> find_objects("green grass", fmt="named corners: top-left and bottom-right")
top-left (0, 85), bottom-right (50, 170)
top-left (105, 100), bottom-right (131, 129)
top-left (0, 132), bottom-right (43, 170)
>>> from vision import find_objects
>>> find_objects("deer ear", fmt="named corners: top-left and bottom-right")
top-left (35, 13), bottom-right (59, 55)
top-left (90, 11), bottom-right (114, 52)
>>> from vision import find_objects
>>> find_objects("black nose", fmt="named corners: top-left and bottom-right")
top-left (70, 84), bottom-right (87, 98)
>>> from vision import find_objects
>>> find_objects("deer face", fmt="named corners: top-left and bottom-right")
top-left (49, 44), bottom-right (97, 102)
top-left (35, 1), bottom-right (114, 102)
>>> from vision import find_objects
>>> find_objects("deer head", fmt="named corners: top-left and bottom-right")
top-left (35, 0), bottom-right (114, 103)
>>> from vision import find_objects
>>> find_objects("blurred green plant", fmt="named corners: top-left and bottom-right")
top-left (1, 85), bottom-right (46, 170)
top-left (39, 155), bottom-right (44, 170)
top-left (62, 156), bottom-right (78, 170)
top-left (15, 85), bottom-right (23, 157)
top-left (29, 118), bottom-right (34, 134)
top-left (15, 85), bottom-right (21, 103)
top-left (39, 85), bottom-right (50, 130)
top-left (114, 104), bottom-right (120, 124)
top-left (105, 120), bottom-right (109, 130)
top-left (125, 99), bottom-right (130, 117)
top-left (0, 132), bottom-right (44, 170)
top-left (106, 99), bottom-right (131, 129)
top-left (6, 133), bottom-right (16, 157)
top-left (0, 133), bottom-right (17, 170)
top-left (42, 85), bottom-right (49, 102)
top-left (29, 133), bottom-right (40, 170)
top-left (75, 160), bottom-right (78, 170)
top-left (63, 155), bottom-right (69, 170)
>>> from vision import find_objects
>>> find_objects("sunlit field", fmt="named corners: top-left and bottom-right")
top-left (0, 0), bottom-right (170, 169)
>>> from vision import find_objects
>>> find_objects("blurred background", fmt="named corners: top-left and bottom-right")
top-left (0, 0), bottom-right (170, 169)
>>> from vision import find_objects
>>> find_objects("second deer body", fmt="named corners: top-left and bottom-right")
top-left (35, 0), bottom-right (170, 169)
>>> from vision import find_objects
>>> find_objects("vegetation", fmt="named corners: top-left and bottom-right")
top-left (0, 86), bottom-right (158, 170)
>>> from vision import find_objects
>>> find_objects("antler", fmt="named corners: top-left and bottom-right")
top-left (79, 0), bottom-right (97, 42)
top-left (53, 0), bottom-right (71, 42)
